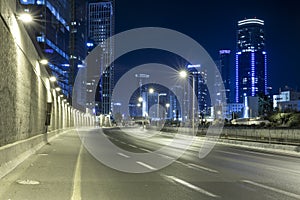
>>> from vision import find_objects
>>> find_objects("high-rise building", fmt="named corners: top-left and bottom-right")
top-left (69, 0), bottom-right (87, 103)
top-left (235, 18), bottom-right (268, 103)
top-left (219, 50), bottom-right (231, 103)
top-left (87, 0), bottom-right (115, 115)
top-left (18, 0), bottom-right (71, 98)
top-left (187, 65), bottom-right (209, 117)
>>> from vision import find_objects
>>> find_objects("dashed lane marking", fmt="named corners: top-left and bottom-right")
top-left (136, 161), bottom-right (157, 171)
top-left (163, 175), bottom-right (219, 198)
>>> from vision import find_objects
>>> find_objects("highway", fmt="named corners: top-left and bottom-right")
top-left (0, 127), bottom-right (300, 200)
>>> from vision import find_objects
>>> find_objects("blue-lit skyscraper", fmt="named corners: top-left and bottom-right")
top-left (235, 18), bottom-right (268, 103)
top-left (19, 0), bottom-right (71, 98)
top-left (87, 0), bottom-right (115, 115)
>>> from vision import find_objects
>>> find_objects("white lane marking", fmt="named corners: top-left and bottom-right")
top-left (136, 161), bottom-right (157, 170)
top-left (175, 160), bottom-right (186, 165)
top-left (71, 143), bottom-right (84, 200)
top-left (157, 154), bottom-right (175, 160)
top-left (117, 152), bottom-right (130, 158)
top-left (242, 180), bottom-right (300, 199)
top-left (215, 150), bottom-right (241, 156)
top-left (37, 153), bottom-right (49, 156)
top-left (128, 144), bottom-right (137, 148)
top-left (16, 180), bottom-right (40, 185)
top-left (140, 148), bottom-right (151, 152)
top-left (188, 163), bottom-right (219, 173)
top-left (164, 175), bottom-right (219, 198)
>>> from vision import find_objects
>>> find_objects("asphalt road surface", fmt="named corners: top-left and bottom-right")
top-left (0, 127), bottom-right (300, 200)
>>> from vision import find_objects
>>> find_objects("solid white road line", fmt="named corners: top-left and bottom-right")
top-left (164, 175), bottom-right (219, 198)
top-left (188, 163), bottom-right (219, 173)
top-left (71, 143), bottom-right (83, 200)
top-left (117, 152), bottom-right (130, 158)
top-left (241, 180), bottom-right (300, 199)
top-left (136, 161), bottom-right (157, 171)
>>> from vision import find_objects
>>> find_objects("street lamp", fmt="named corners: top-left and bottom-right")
top-left (149, 88), bottom-right (154, 94)
top-left (179, 70), bottom-right (195, 131)
top-left (138, 97), bottom-right (143, 103)
top-left (49, 76), bottom-right (57, 82)
top-left (157, 93), bottom-right (167, 121)
top-left (55, 87), bottom-right (61, 92)
top-left (39, 59), bottom-right (49, 65)
top-left (18, 13), bottom-right (33, 23)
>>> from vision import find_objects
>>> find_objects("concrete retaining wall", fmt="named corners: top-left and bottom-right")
top-left (0, 0), bottom-right (95, 178)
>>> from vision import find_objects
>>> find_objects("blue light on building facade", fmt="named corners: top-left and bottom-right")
top-left (19, 0), bottom-right (71, 98)
top-left (235, 18), bottom-right (268, 103)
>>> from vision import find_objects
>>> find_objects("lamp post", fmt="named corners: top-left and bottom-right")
top-left (179, 70), bottom-right (196, 132)
top-left (157, 93), bottom-right (167, 121)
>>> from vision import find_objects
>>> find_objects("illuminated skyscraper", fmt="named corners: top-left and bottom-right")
top-left (219, 50), bottom-right (231, 103)
top-left (87, 0), bottom-right (115, 114)
top-left (235, 18), bottom-right (268, 103)
top-left (19, 0), bottom-right (71, 98)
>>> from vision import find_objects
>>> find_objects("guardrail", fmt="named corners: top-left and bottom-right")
top-left (159, 126), bottom-right (300, 145)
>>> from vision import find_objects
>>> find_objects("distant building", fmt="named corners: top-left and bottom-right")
top-left (87, 0), bottom-right (115, 114)
top-left (235, 18), bottom-right (268, 103)
top-left (278, 101), bottom-right (300, 112)
top-left (219, 50), bottom-right (232, 103)
top-left (187, 65), bottom-right (209, 117)
top-left (224, 103), bottom-right (244, 119)
top-left (69, 0), bottom-right (87, 102)
top-left (273, 90), bottom-right (300, 111)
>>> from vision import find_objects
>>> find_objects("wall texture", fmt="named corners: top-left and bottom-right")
top-left (0, 0), bottom-right (94, 147)
top-left (0, 0), bottom-right (95, 179)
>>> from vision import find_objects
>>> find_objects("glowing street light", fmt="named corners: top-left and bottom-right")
top-left (49, 76), bottom-right (57, 82)
top-left (40, 59), bottom-right (49, 65)
top-left (166, 103), bottom-right (170, 108)
top-left (149, 88), bottom-right (154, 94)
top-left (179, 70), bottom-right (188, 78)
top-left (18, 13), bottom-right (33, 23)
top-left (55, 87), bottom-right (61, 92)
top-left (138, 97), bottom-right (143, 102)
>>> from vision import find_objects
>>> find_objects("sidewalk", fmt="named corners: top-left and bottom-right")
top-left (0, 130), bottom-right (82, 200)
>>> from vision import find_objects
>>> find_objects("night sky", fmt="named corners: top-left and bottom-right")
top-left (114, 0), bottom-right (300, 94)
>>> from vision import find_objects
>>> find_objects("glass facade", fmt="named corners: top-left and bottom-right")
top-left (19, 0), bottom-right (71, 98)
top-left (87, 0), bottom-right (114, 115)
top-left (219, 50), bottom-right (231, 103)
top-left (235, 19), bottom-right (268, 103)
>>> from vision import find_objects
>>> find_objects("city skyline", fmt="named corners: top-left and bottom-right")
top-left (114, 0), bottom-right (300, 93)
